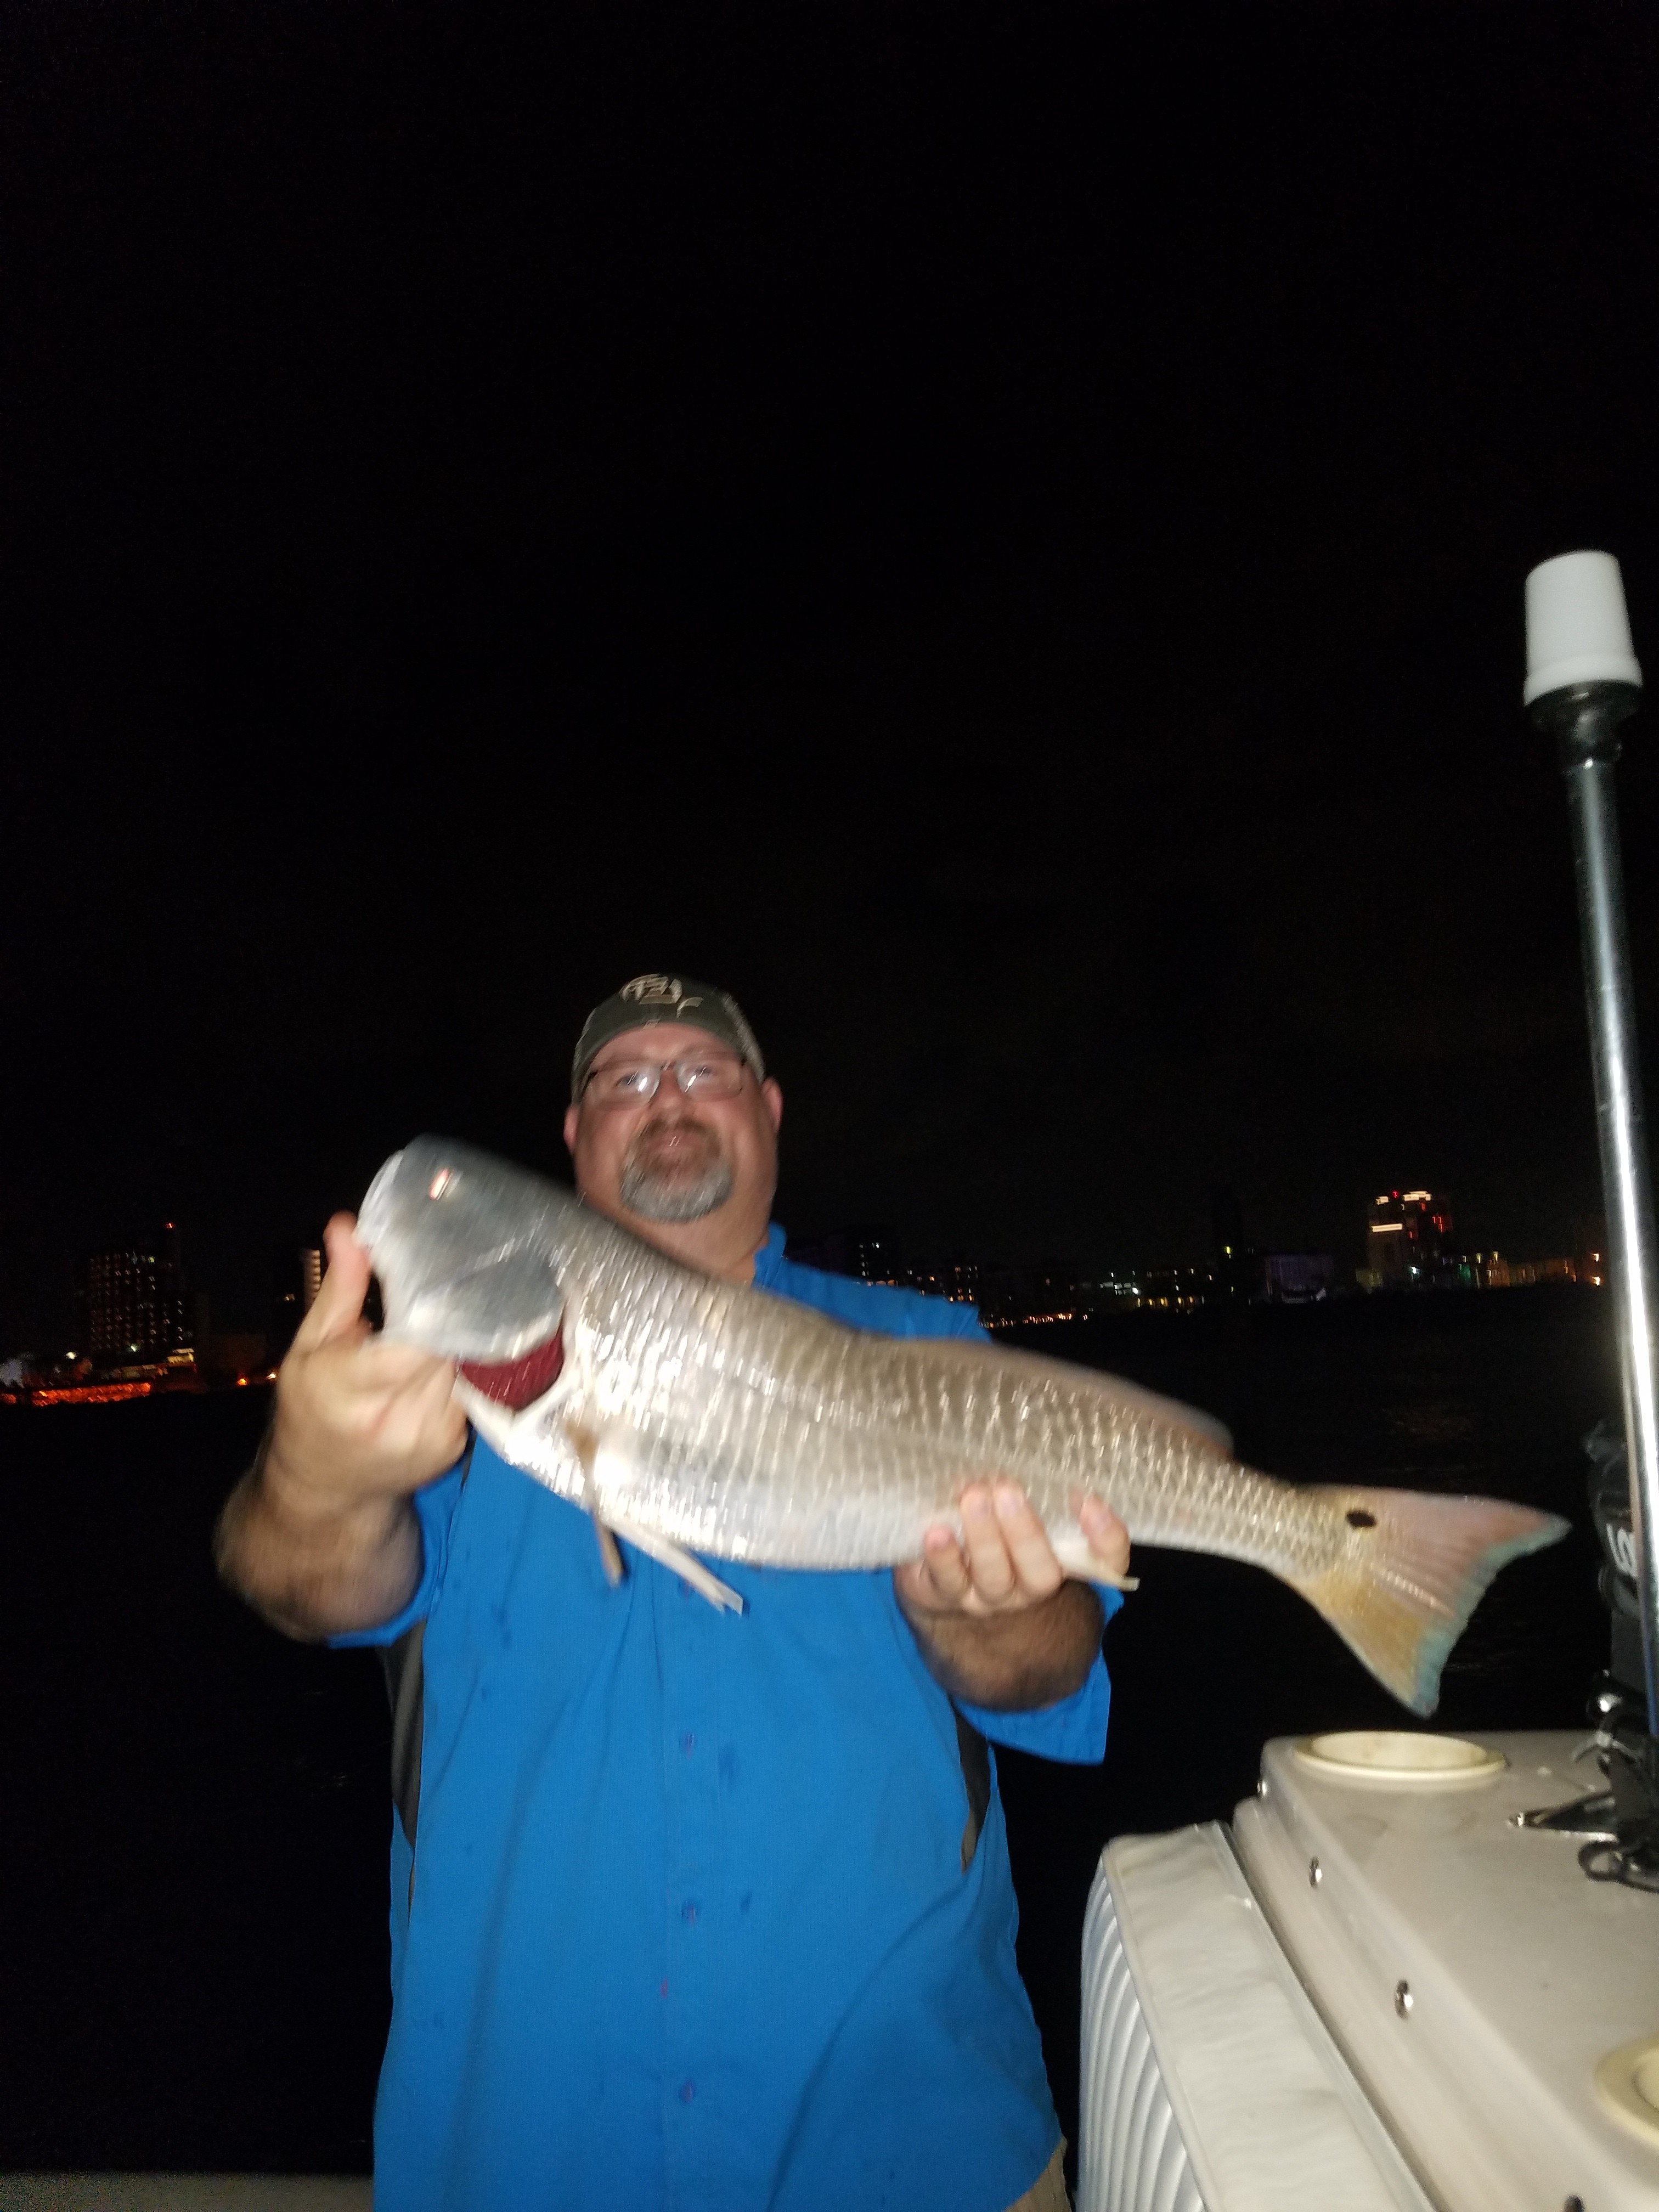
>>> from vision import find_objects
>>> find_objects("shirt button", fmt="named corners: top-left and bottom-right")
top-left (680, 2080), bottom-right (696, 2103)
top-left (682, 1901), bottom-right (697, 1924)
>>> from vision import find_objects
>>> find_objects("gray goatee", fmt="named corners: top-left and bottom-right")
top-left (619, 1129), bottom-right (735, 1223)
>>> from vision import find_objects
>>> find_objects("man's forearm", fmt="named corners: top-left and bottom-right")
top-left (899, 1581), bottom-right (1104, 1712)
top-left (215, 1444), bottom-right (422, 1641)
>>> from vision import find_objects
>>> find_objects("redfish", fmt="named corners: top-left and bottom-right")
top-left (357, 1136), bottom-right (1568, 1714)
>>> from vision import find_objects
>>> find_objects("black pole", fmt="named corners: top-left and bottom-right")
top-left (1531, 678), bottom-right (1659, 1737)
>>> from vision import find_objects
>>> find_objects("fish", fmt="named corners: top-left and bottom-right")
top-left (356, 1135), bottom-right (1570, 1715)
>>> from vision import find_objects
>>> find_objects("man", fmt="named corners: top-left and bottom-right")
top-left (218, 973), bottom-right (1130, 2212)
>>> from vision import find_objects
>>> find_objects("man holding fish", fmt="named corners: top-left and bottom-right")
top-left (219, 973), bottom-right (1133, 2212)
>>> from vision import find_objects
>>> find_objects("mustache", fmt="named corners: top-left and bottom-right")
top-left (618, 1116), bottom-right (733, 1224)
top-left (628, 1118), bottom-right (719, 1160)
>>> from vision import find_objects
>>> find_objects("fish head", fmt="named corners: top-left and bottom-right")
top-left (356, 1137), bottom-right (582, 1379)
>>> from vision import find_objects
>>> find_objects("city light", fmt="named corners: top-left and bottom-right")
top-left (3, 1191), bottom-right (1613, 1409)
top-left (1359, 1186), bottom-right (1599, 1295)
top-left (29, 1381), bottom-right (153, 1406)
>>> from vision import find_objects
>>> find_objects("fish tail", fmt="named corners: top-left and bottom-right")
top-left (1290, 1487), bottom-right (1570, 1716)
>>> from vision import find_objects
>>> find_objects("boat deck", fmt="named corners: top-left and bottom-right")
top-left (1234, 1730), bottom-right (1659, 2210)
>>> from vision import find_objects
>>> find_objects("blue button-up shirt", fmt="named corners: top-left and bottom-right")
top-left (343, 1227), bottom-right (1118, 2211)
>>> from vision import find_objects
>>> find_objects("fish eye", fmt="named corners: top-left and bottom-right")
top-left (428, 1170), bottom-right (458, 1200)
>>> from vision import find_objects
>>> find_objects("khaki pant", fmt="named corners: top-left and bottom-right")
top-left (1006, 2142), bottom-right (1070, 2212)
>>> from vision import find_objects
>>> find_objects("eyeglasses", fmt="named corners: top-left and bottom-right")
top-left (582, 1056), bottom-right (748, 1108)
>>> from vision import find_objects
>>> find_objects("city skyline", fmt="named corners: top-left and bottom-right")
top-left (3, 6), bottom-right (1657, 1350)
top-left (2, 1175), bottom-right (1606, 1378)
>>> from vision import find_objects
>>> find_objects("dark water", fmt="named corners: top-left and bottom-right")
top-left (0, 1291), bottom-right (1617, 2174)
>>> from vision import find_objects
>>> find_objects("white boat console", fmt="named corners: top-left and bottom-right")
top-left (1081, 1729), bottom-right (1659, 2212)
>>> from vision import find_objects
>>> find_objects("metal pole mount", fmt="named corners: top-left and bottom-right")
top-left (1531, 676), bottom-right (1659, 1737)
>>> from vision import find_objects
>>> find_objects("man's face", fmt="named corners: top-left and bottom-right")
top-left (563, 1022), bottom-right (783, 1255)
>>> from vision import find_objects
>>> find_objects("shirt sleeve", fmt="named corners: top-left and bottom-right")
top-left (940, 1300), bottom-right (992, 1341)
top-left (956, 1590), bottom-right (1122, 1764)
top-left (328, 1453), bottom-right (468, 1650)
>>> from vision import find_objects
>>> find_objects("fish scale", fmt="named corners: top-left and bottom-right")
top-left (359, 1135), bottom-right (1571, 1714)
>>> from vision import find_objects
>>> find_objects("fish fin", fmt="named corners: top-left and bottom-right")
top-left (562, 1419), bottom-right (627, 1589)
top-left (1048, 1527), bottom-right (1140, 1591)
top-left (603, 1512), bottom-right (746, 1614)
top-left (580, 1426), bottom-right (746, 1614)
top-left (591, 1514), bottom-right (625, 1586)
top-left (1110, 1384), bottom-right (1232, 1459)
top-left (1291, 1487), bottom-right (1570, 1716)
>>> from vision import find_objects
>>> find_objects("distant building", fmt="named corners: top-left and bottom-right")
top-left (269, 1245), bottom-right (325, 1359)
top-left (840, 1229), bottom-right (905, 1286)
top-left (1483, 1254), bottom-right (1588, 1289)
top-left (967, 1259), bottom-right (1084, 1328)
top-left (1018, 1259), bottom-right (1083, 1323)
top-left (1357, 1210), bottom-right (1601, 1295)
top-left (1432, 1249), bottom-right (1517, 1289)
top-left (1210, 1187), bottom-right (1252, 1301)
top-left (1364, 1189), bottom-right (1452, 1289)
top-left (1257, 1251), bottom-right (1336, 1303)
top-left (78, 1225), bottom-right (190, 1363)
top-left (903, 1257), bottom-right (986, 1308)
top-left (786, 1226), bottom-right (907, 1286)
top-left (1136, 1264), bottom-right (1217, 1314)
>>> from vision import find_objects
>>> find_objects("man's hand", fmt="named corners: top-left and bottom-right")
top-left (271, 1212), bottom-right (467, 1509)
top-left (214, 1213), bottom-right (467, 1639)
top-left (894, 1485), bottom-right (1130, 1712)
top-left (900, 1484), bottom-right (1130, 1617)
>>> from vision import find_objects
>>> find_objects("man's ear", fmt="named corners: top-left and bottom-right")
top-left (563, 1103), bottom-right (580, 1156)
top-left (761, 1078), bottom-right (783, 1134)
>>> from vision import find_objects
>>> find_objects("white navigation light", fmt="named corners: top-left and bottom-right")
top-left (1524, 549), bottom-right (1643, 705)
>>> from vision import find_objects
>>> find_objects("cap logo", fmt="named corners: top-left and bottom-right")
top-left (573, 971), bottom-right (762, 1098)
top-left (619, 974), bottom-right (704, 1014)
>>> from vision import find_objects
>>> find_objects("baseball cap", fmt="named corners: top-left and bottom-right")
top-left (571, 974), bottom-right (766, 1100)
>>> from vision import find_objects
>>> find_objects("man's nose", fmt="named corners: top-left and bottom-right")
top-left (643, 1081), bottom-right (697, 1121)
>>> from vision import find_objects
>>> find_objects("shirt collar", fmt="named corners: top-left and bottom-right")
top-left (752, 1222), bottom-right (789, 1286)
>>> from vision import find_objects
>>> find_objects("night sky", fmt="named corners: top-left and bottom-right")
top-left (5, 2), bottom-right (1659, 1344)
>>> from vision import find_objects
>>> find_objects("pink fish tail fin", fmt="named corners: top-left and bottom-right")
top-left (1290, 1487), bottom-right (1570, 1716)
